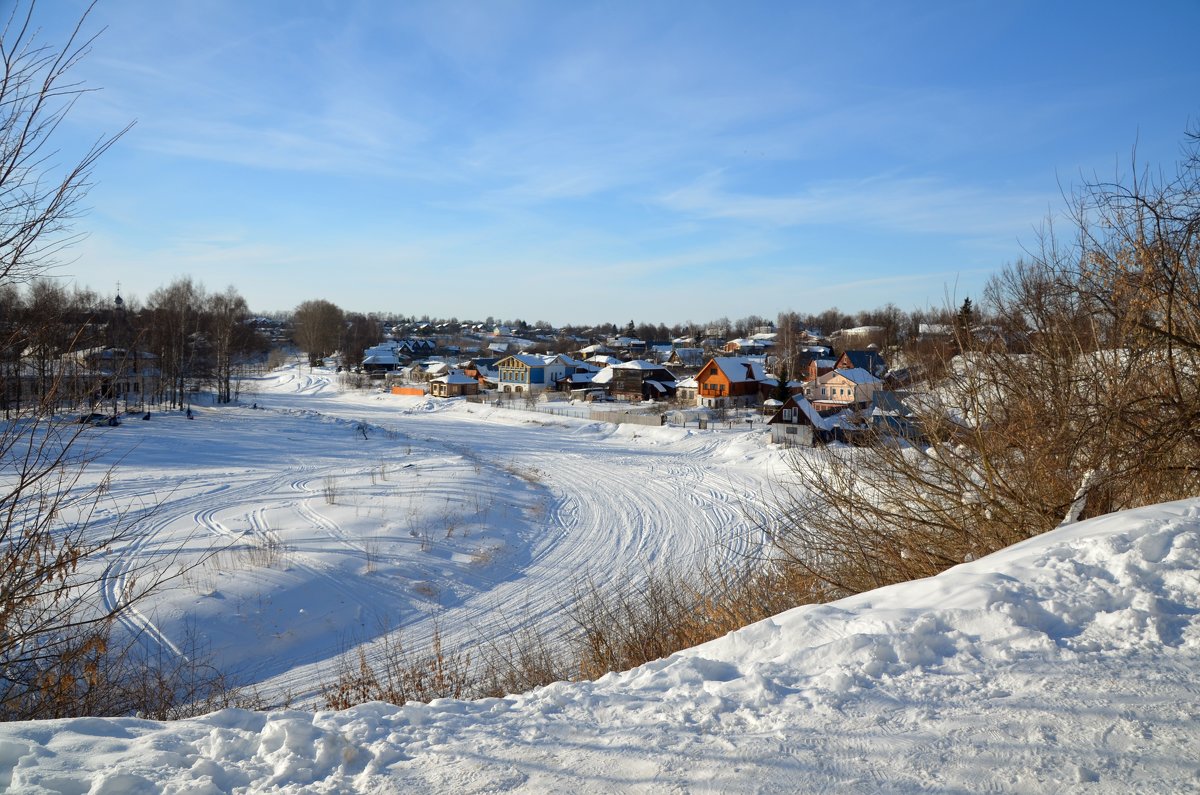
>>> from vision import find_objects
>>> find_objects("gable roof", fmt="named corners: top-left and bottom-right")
top-left (706, 357), bottom-right (767, 383)
top-left (432, 372), bottom-right (479, 385)
top-left (667, 347), bottom-right (706, 366)
top-left (498, 353), bottom-right (557, 368)
top-left (820, 366), bottom-right (882, 386)
top-left (614, 359), bottom-right (671, 372)
top-left (768, 395), bottom-right (831, 430)
top-left (839, 349), bottom-right (887, 376)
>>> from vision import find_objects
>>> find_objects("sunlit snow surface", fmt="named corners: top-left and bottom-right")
top-left (1, 366), bottom-right (1198, 792)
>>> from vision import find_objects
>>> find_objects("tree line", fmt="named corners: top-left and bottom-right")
top-left (0, 277), bottom-right (268, 414)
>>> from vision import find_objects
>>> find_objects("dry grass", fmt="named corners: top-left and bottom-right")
top-left (317, 556), bottom-right (824, 710)
top-left (322, 623), bottom-right (471, 710)
top-left (567, 561), bottom-right (823, 680)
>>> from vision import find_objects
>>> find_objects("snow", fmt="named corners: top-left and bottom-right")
top-left (7, 365), bottom-right (774, 706)
top-left (1, 365), bottom-right (1199, 791)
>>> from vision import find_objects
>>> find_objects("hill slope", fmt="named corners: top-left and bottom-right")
top-left (2, 497), bottom-right (1197, 793)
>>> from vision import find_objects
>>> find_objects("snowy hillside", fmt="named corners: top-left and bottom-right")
top-left (2, 495), bottom-right (1198, 792)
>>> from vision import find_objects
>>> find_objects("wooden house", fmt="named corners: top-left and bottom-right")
top-left (695, 357), bottom-right (766, 407)
top-left (430, 372), bottom-right (480, 398)
top-left (666, 347), bottom-right (706, 370)
top-left (767, 394), bottom-right (828, 446)
top-left (606, 360), bottom-right (678, 402)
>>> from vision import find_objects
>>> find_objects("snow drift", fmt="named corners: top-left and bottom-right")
top-left (1, 497), bottom-right (1197, 793)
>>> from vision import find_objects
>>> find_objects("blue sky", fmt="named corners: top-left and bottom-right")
top-left (33, 0), bottom-right (1200, 326)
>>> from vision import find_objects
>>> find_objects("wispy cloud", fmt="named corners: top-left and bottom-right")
top-left (658, 171), bottom-right (1052, 238)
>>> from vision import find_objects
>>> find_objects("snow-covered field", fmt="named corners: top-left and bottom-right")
top-left (39, 366), bottom-right (778, 705)
top-left (2, 366), bottom-right (1198, 792)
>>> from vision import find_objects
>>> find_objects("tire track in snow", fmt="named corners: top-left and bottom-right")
top-left (184, 387), bottom-right (778, 702)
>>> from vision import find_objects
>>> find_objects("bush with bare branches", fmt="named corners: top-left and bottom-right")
top-left (772, 128), bottom-right (1200, 597)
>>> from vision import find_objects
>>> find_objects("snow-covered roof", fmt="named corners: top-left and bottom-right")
top-left (870, 390), bottom-right (915, 417)
top-left (431, 372), bottom-right (478, 385)
top-left (501, 353), bottom-right (558, 368)
top-left (708, 357), bottom-right (767, 383)
top-left (821, 367), bottom-right (881, 386)
top-left (553, 354), bottom-right (587, 368)
top-left (614, 359), bottom-right (664, 371)
top-left (769, 395), bottom-right (831, 430)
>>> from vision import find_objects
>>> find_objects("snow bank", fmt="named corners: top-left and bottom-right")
top-left (2, 499), bottom-right (1198, 792)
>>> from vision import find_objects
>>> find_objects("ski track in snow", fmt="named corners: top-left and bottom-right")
top-left (259, 395), bottom-right (772, 702)
top-left (83, 370), bottom-right (773, 704)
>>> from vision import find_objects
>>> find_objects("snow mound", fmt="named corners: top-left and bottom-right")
top-left (3, 500), bottom-right (1199, 792)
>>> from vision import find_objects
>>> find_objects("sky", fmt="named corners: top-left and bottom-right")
top-left (26, 0), bottom-right (1200, 326)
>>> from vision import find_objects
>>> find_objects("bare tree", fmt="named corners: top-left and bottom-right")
top-left (0, 4), bottom-right (235, 719)
top-left (0, 2), bottom-right (130, 285)
top-left (773, 129), bottom-right (1200, 598)
top-left (145, 277), bottom-right (205, 409)
top-left (340, 312), bottom-right (379, 370)
top-left (293, 298), bottom-right (344, 367)
top-left (205, 285), bottom-right (255, 403)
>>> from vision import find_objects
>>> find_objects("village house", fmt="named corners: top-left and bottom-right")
top-left (723, 338), bottom-right (766, 355)
top-left (807, 366), bottom-right (882, 411)
top-left (360, 343), bottom-right (405, 373)
top-left (495, 354), bottom-right (558, 394)
top-left (806, 357), bottom-right (839, 382)
top-left (665, 347), bottom-right (706, 370)
top-left (429, 371), bottom-right (480, 398)
top-left (577, 343), bottom-right (614, 359)
top-left (674, 376), bottom-right (698, 404)
top-left (606, 336), bottom-right (647, 356)
top-left (604, 360), bottom-right (677, 402)
top-left (559, 369), bottom-right (598, 396)
top-left (835, 349), bottom-right (888, 378)
top-left (868, 390), bottom-right (921, 440)
top-left (493, 353), bottom-right (588, 394)
top-left (461, 357), bottom-right (499, 386)
top-left (694, 357), bottom-right (767, 408)
top-left (830, 325), bottom-right (885, 348)
top-left (767, 394), bottom-right (829, 446)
